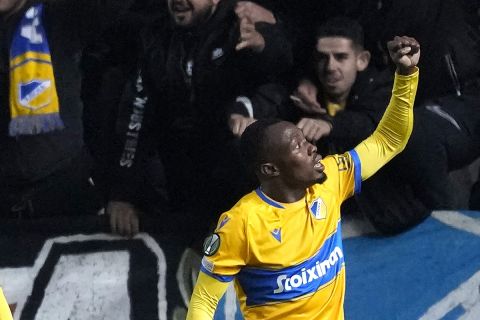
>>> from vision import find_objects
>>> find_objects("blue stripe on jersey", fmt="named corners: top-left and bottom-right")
top-left (236, 223), bottom-right (344, 306)
top-left (200, 266), bottom-right (235, 283)
top-left (349, 149), bottom-right (362, 194)
top-left (255, 188), bottom-right (285, 209)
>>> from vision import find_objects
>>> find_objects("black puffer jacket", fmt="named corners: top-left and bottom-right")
top-left (0, 0), bottom-right (131, 187)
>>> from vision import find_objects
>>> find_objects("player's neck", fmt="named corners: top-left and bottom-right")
top-left (259, 184), bottom-right (306, 204)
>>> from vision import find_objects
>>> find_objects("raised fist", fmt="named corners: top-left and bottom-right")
top-left (387, 36), bottom-right (420, 75)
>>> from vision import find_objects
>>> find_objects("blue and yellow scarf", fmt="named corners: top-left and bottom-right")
top-left (9, 4), bottom-right (63, 136)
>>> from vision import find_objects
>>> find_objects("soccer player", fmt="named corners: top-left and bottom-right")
top-left (186, 36), bottom-right (420, 319)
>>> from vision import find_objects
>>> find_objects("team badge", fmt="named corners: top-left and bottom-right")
top-left (18, 80), bottom-right (52, 110)
top-left (203, 233), bottom-right (221, 256)
top-left (310, 198), bottom-right (327, 220)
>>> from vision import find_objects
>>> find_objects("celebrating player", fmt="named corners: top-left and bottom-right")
top-left (186, 36), bottom-right (420, 320)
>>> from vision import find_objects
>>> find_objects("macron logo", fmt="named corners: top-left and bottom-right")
top-left (271, 228), bottom-right (281, 242)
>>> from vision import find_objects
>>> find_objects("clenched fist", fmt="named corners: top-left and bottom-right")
top-left (387, 36), bottom-right (420, 75)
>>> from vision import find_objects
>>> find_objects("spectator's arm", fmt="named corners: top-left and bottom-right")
top-left (107, 70), bottom-right (161, 236)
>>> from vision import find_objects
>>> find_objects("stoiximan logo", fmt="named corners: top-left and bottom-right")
top-left (203, 234), bottom-right (221, 257)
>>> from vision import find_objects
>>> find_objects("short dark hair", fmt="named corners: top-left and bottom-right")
top-left (240, 118), bottom-right (283, 176)
top-left (315, 16), bottom-right (365, 49)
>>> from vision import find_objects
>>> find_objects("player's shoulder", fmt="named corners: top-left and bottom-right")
top-left (324, 152), bottom-right (355, 173)
top-left (215, 191), bottom-right (262, 229)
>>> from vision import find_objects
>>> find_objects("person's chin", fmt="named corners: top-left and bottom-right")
top-left (172, 13), bottom-right (193, 27)
top-left (315, 172), bottom-right (327, 184)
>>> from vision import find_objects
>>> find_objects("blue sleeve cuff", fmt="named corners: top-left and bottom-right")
top-left (200, 266), bottom-right (235, 283)
top-left (348, 150), bottom-right (362, 194)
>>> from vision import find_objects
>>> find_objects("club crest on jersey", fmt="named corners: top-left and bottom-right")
top-left (203, 233), bottom-right (220, 257)
top-left (18, 79), bottom-right (52, 110)
top-left (309, 198), bottom-right (327, 220)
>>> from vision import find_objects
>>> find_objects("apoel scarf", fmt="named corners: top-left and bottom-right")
top-left (8, 3), bottom-right (63, 136)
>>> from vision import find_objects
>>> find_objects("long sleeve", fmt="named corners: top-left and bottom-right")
top-left (186, 272), bottom-right (231, 320)
top-left (0, 288), bottom-right (12, 320)
top-left (354, 68), bottom-right (419, 180)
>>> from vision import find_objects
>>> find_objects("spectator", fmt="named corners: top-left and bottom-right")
top-left (291, 16), bottom-right (392, 154)
top-left (347, 0), bottom-right (480, 229)
top-left (287, 17), bottom-right (425, 234)
top-left (108, 0), bottom-right (294, 238)
top-left (0, 0), bottom-right (132, 219)
top-left (186, 35), bottom-right (420, 319)
top-left (81, 1), bottom-right (167, 204)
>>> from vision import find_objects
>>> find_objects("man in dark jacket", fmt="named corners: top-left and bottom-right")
top-left (108, 0), bottom-right (294, 238)
top-left (0, 0), bottom-right (131, 219)
top-left (291, 17), bottom-right (430, 234)
top-left (291, 17), bottom-right (392, 155)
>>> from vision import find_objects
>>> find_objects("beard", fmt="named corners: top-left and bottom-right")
top-left (171, 4), bottom-right (215, 29)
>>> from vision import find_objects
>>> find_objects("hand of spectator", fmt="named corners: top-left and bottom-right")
top-left (297, 117), bottom-right (332, 143)
top-left (235, 1), bottom-right (276, 24)
top-left (387, 36), bottom-right (420, 75)
top-left (107, 201), bottom-right (140, 237)
top-left (229, 113), bottom-right (257, 137)
top-left (291, 79), bottom-right (326, 115)
top-left (236, 16), bottom-right (265, 53)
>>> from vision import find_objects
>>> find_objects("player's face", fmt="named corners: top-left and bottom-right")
top-left (0, 0), bottom-right (25, 13)
top-left (269, 122), bottom-right (326, 188)
top-left (314, 37), bottom-right (360, 103)
top-left (167, 0), bottom-right (218, 28)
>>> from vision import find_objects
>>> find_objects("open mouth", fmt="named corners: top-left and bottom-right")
top-left (172, 4), bottom-right (190, 13)
top-left (325, 77), bottom-right (341, 86)
top-left (313, 155), bottom-right (324, 171)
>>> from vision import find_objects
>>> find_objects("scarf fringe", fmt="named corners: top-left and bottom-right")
top-left (9, 114), bottom-right (65, 136)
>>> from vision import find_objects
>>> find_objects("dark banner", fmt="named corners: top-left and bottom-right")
top-left (0, 215), bottom-right (240, 320)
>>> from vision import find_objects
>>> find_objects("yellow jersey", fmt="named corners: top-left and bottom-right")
top-left (0, 288), bottom-right (12, 320)
top-left (201, 151), bottom-right (361, 320)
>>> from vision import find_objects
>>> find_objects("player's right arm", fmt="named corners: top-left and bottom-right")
top-left (0, 288), bottom-right (12, 320)
top-left (186, 272), bottom-right (231, 320)
top-left (187, 210), bottom-right (248, 319)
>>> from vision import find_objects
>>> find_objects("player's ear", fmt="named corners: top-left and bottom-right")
top-left (356, 50), bottom-right (371, 72)
top-left (260, 163), bottom-right (279, 177)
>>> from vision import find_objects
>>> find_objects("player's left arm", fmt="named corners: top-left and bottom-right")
top-left (353, 36), bottom-right (420, 181)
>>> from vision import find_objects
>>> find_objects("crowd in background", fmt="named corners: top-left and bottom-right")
top-left (1, 0), bottom-right (480, 245)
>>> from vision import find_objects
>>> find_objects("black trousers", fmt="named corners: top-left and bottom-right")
top-left (353, 94), bottom-right (480, 234)
top-left (0, 150), bottom-right (101, 219)
top-left (396, 95), bottom-right (480, 209)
